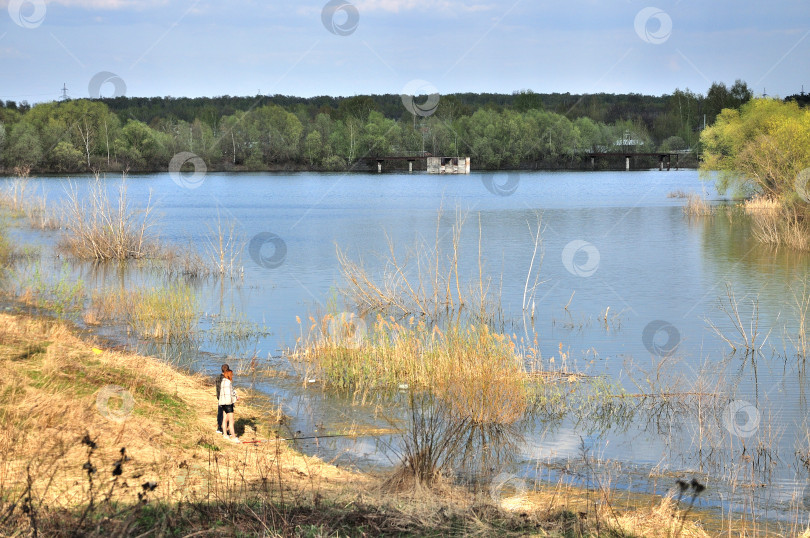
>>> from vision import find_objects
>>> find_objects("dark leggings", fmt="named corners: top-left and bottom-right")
top-left (217, 404), bottom-right (224, 430)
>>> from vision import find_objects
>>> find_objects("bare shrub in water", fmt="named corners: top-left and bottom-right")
top-left (292, 314), bottom-right (534, 488)
top-left (290, 209), bottom-right (546, 488)
top-left (337, 209), bottom-right (504, 324)
top-left (0, 169), bottom-right (30, 214)
top-left (61, 173), bottom-right (159, 260)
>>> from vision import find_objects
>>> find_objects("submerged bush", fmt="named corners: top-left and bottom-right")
top-left (60, 175), bottom-right (159, 261)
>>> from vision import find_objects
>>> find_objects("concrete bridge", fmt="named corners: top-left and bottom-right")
top-left (586, 150), bottom-right (693, 171)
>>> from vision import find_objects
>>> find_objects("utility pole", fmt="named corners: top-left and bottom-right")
top-left (60, 83), bottom-right (69, 101)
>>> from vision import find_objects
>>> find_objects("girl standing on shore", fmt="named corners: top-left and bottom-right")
top-left (219, 369), bottom-right (240, 443)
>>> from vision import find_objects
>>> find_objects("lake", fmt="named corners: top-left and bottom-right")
top-left (4, 169), bottom-right (810, 525)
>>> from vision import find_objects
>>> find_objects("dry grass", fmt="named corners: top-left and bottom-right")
top-left (0, 312), bottom-right (361, 535)
top-left (607, 496), bottom-right (710, 537)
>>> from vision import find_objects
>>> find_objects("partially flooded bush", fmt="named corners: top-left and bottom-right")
top-left (291, 314), bottom-right (536, 487)
top-left (744, 199), bottom-right (810, 250)
top-left (293, 314), bottom-right (532, 397)
top-left (60, 175), bottom-right (159, 261)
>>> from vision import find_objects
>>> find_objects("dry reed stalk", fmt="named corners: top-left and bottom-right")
top-left (205, 212), bottom-right (245, 277)
top-left (743, 195), bottom-right (781, 215)
top-left (337, 208), bottom-right (502, 324)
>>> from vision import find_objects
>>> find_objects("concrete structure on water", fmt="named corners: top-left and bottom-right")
top-left (369, 155), bottom-right (471, 174)
top-left (426, 157), bottom-right (471, 174)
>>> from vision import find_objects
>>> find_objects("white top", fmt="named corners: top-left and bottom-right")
top-left (219, 377), bottom-right (235, 405)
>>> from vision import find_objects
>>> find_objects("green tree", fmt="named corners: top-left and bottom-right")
top-left (701, 98), bottom-right (810, 198)
top-left (116, 120), bottom-right (169, 170)
top-left (513, 90), bottom-right (544, 112)
top-left (6, 121), bottom-right (42, 168)
top-left (49, 140), bottom-right (84, 172)
top-left (304, 130), bottom-right (323, 165)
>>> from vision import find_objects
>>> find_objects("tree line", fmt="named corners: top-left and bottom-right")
top-left (0, 81), bottom-right (763, 174)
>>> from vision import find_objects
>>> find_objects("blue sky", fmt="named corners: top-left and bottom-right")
top-left (1, 0), bottom-right (808, 103)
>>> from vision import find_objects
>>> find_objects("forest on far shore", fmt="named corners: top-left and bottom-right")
top-left (1, 79), bottom-right (805, 174)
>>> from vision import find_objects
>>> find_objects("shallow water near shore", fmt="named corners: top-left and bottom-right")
top-left (4, 169), bottom-right (810, 527)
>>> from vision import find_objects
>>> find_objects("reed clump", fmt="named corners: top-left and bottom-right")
top-left (292, 314), bottom-right (532, 402)
top-left (743, 195), bottom-right (781, 215)
top-left (14, 262), bottom-right (86, 318)
top-left (60, 174), bottom-right (159, 261)
top-left (0, 172), bottom-right (62, 230)
top-left (683, 193), bottom-right (713, 216)
top-left (291, 313), bottom-right (537, 487)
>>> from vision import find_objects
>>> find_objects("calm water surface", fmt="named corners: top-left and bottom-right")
top-left (5, 170), bottom-right (810, 523)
